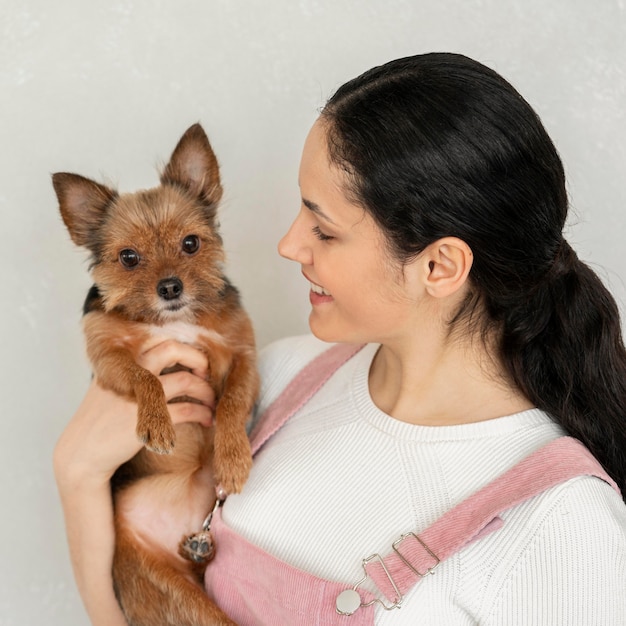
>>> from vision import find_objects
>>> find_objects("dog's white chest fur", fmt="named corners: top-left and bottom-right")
top-left (148, 321), bottom-right (227, 347)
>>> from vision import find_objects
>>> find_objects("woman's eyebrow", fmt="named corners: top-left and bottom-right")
top-left (302, 198), bottom-right (337, 225)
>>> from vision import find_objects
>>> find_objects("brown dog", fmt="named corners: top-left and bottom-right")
top-left (53, 124), bottom-right (258, 625)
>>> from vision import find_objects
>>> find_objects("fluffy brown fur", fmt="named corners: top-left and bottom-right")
top-left (53, 124), bottom-right (259, 626)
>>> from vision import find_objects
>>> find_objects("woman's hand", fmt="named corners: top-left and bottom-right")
top-left (54, 340), bottom-right (215, 489)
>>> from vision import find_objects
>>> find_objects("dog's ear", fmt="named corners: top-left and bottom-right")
top-left (52, 173), bottom-right (118, 248)
top-left (161, 124), bottom-right (223, 214)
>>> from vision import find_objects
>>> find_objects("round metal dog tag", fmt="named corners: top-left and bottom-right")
top-left (336, 589), bottom-right (361, 616)
top-left (181, 530), bottom-right (215, 564)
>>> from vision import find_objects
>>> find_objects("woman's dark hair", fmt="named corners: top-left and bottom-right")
top-left (322, 52), bottom-right (626, 499)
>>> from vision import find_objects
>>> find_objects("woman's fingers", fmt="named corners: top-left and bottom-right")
top-left (138, 339), bottom-right (209, 380)
top-left (168, 401), bottom-right (214, 428)
top-left (138, 340), bottom-right (217, 427)
top-left (161, 370), bottom-right (216, 427)
top-left (161, 370), bottom-right (215, 406)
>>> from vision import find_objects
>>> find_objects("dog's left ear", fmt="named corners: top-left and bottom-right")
top-left (161, 124), bottom-right (223, 214)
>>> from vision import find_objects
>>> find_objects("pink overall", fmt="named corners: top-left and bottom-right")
top-left (204, 344), bottom-right (620, 625)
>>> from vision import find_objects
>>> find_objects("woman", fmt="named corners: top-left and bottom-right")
top-left (55, 53), bottom-right (626, 624)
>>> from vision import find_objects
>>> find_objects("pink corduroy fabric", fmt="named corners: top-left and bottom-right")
top-left (204, 344), bottom-right (620, 625)
top-left (205, 510), bottom-right (378, 626)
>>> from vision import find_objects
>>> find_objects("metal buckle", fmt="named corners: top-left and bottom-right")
top-left (335, 553), bottom-right (403, 616)
top-left (392, 532), bottom-right (440, 577)
top-left (335, 532), bottom-right (440, 616)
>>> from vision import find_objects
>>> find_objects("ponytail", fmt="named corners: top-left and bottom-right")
top-left (499, 241), bottom-right (626, 496)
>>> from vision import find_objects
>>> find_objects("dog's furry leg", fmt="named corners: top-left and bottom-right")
top-left (90, 346), bottom-right (176, 453)
top-left (114, 526), bottom-right (236, 626)
top-left (212, 350), bottom-right (258, 494)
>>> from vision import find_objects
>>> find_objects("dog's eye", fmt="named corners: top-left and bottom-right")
top-left (182, 235), bottom-right (200, 255)
top-left (119, 249), bottom-right (140, 268)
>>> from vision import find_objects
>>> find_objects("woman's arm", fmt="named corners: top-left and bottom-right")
top-left (55, 425), bottom-right (127, 625)
top-left (54, 340), bottom-right (215, 625)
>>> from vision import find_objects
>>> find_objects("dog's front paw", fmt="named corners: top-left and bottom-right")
top-left (136, 403), bottom-right (176, 454)
top-left (213, 429), bottom-right (252, 494)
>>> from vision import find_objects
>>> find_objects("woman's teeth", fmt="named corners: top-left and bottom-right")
top-left (310, 281), bottom-right (331, 296)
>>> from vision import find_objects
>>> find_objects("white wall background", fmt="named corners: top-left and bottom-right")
top-left (1, 1), bottom-right (624, 623)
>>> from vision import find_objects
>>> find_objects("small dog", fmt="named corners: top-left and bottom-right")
top-left (53, 124), bottom-right (259, 625)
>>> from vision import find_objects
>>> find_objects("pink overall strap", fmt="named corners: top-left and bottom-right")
top-left (363, 436), bottom-right (620, 605)
top-left (249, 342), bottom-right (365, 456)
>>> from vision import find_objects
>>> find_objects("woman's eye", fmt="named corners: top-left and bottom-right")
top-left (182, 235), bottom-right (200, 254)
top-left (119, 249), bottom-right (140, 268)
top-left (312, 226), bottom-right (334, 241)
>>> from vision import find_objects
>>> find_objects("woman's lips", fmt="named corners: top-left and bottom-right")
top-left (304, 274), bottom-right (333, 304)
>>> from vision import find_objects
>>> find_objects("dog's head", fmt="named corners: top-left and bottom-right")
top-left (53, 124), bottom-right (228, 323)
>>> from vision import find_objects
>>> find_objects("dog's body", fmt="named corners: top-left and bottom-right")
top-left (54, 124), bottom-right (258, 625)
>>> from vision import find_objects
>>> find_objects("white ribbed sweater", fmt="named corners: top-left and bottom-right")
top-left (223, 335), bottom-right (626, 624)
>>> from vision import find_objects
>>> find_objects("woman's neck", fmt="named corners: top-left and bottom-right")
top-left (368, 334), bottom-right (534, 427)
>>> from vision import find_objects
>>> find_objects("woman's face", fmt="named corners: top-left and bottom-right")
top-left (278, 120), bottom-right (424, 345)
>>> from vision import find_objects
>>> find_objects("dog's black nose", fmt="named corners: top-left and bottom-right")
top-left (157, 277), bottom-right (183, 301)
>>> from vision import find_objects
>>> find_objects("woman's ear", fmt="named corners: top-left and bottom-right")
top-left (422, 237), bottom-right (473, 298)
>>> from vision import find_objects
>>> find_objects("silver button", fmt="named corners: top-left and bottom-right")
top-left (336, 589), bottom-right (361, 616)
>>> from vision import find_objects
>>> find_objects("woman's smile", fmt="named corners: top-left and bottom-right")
top-left (306, 275), bottom-right (333, 304)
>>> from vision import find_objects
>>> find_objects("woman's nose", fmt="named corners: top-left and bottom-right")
top-left (278, 213), bottom-right (312, 264)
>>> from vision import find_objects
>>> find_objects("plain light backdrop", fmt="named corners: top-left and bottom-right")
top-left (1, 1), bottom-right (624, 623)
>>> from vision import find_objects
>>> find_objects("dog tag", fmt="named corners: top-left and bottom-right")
top-left (180, 497), bottom-right (222, 564)
top-left (181, 530), bottom-right (215, 564)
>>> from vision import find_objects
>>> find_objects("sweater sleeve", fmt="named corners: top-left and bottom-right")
top-left (484, 476), bottom-right (626, 625)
